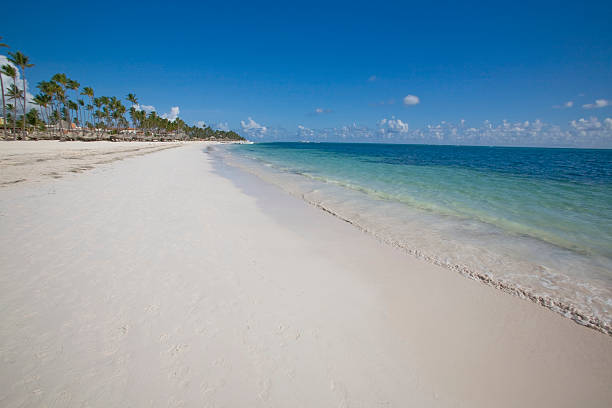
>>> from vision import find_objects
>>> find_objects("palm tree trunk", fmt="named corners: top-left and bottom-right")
top-left (0, 75), bottom-right (6, 136)
top-left (66, 108), bottom-right (71, 136)
top-left (46, 106), bottom-right (52, 137)
top-left (56, 100), bottom-right (62, 138)
top-left (11, 79), bottom-right (16, 137)
top-left (89, 93), bottom-right (94, 136)
top-left (51, 103), bottom-right (57, 138)
top-left (22, 73), bottom-right (27, 137)
top-left (41, 107), bottom-right (47, 134)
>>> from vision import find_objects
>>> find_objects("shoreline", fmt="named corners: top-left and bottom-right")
top-left (290, 194), bottom-right (612, 335)
top-left (212, 144), bottom-right (612, 336)
top-left (0, 133), bottom-right (250, 143)
top-left (1, 143), bottom-right (611, 406)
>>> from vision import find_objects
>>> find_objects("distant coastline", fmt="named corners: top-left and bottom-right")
top-left (0, 37), bottom-right (244, 143)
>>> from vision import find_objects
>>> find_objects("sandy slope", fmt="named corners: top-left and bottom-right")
top-left (0, 142), bottom-right (610, 407)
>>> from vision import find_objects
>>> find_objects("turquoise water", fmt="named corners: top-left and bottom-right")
top-left (214, 142), bottom-right (612, 333)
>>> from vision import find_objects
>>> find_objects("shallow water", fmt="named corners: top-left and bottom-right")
top-left (212, 142), bottom-right (612, 333)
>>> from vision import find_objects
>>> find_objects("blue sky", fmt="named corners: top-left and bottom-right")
top-left (2, 0), bottom-right (612, 146)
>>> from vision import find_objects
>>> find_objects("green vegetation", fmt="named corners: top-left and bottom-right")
top-left (0, 36), bottom-right (244, 141)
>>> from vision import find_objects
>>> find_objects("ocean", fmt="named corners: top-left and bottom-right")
top-left (212, 142), bottom-right (612, 334)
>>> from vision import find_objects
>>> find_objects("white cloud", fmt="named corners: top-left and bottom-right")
top-left (161, 106), bottom-right (179, 121)
top-left (570, 117), bottom-right (602, 131)
top-left (248, 118), bottom-right (612, 148)
top-left (240, 117), bottom-right (267, 138)
top-left (314, 107), bottom-right (333, 115)
top-left (215, 121), bottom-right (230, 131)
top-left (241, 117), bottom-right (266, 131)
top-left (403, 94), bottom-right (420, 106)
top-left (368, 75), bottom-right (377, 82)
top-left (553, 101), bottom-right (573, 109)
top-left (583, 99), bottom-right (610, 109)
top-left (133, 104), bottom-right (156, 113)
top-left (378, 117), bottom-right (410, 134)
top-left (195, 121), bottom-right (228, 130)
top-left (0, 54), bottom-right (36, 113)
top-left (297, 124), bottom-right (315, 140)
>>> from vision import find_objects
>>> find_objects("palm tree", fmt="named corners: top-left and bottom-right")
top-left (7, 51), bottom-right (34, 136)
top-left (81, 86), bottom-right (94, 127)
top-left (136, 109), bottom-right (146, 133)
top-left (94, 109), bottom-right (104, 138)
top-left (32, 93), bottom-right (51, 131)
top-left (108, 96), bottom-right (125, 135)
top-left (1, 65), bottom-right (18, 136)
top-left (51, 74), bottom-right (70, 135)
top-left (67, 79), bottom-right (80, 129)
top-left (67, 100), bottom-right (78, 126)
top-left (129, 107), bottom-right (138, 133)
top-left (51, 73), bottom-right (68, 89)
top-left (37, 80), bottom-right (61, 137)
top-left (77, 99), bottom-right (85, 134)
top-left (127, 93), bottom-right (138, 106)
top-left (126, 93), bottom-right (138, 138)
top-left (93, 97), bottom-right (103, 138)
top-left (6, 83), bottom-right (23, 136)
top-left (0, 37), bottom-right (8, 134)
top-left (6, 103), bottom-right (14, 128)
top-left (25, 109), bottom-right (42, 131)
top-left (85, 103), bottom-right (93, 130)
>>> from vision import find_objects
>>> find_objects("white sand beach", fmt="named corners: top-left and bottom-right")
top-left (0, 141), bottom-right (181, 186)
top-left (0, 141), bottom-right (611, 407)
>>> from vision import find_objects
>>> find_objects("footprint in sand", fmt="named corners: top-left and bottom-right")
top-left (145, 304), bottom-right (159, 312)
top-left (50, 390), bottom-right (72, 408)
top-left (169, 344), bottom-right (189, 357)
top-left (258, 378), bottom-right (271, 402)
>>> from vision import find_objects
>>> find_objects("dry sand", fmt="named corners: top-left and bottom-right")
top-left (0, 141), bottom-right (181, 186)
top-left (0, 141), bottom-right (611, 407)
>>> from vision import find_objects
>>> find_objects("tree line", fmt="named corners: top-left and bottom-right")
top-left (0, 36), bottom-right (244, 141)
